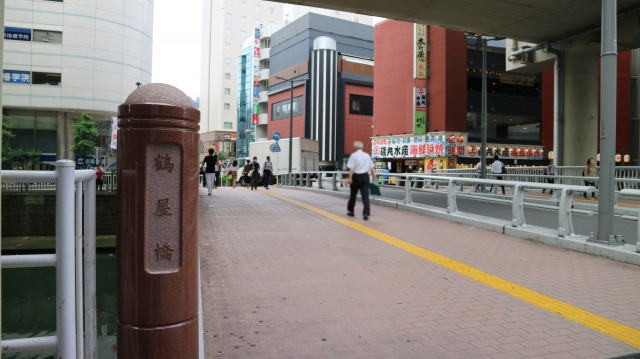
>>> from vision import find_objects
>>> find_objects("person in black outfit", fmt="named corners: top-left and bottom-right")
top-left (243, 160), bottom-right (251, 188)
top-left (250, 157), bottom-right (261, 190)
top-left (201, 149), bottom-right (218, 195)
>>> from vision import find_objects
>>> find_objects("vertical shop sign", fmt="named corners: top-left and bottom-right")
top-left (253, 27), bottom-right (261, 111)
top-left (414, 24), bottom-right (427, 79)
top-left (414, 87), bottom-right (427, 135)
top-left (110, 116), bottom-right (118, 149)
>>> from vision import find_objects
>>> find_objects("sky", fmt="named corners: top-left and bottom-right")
top-left (151, 0), bottom-right (385, 101)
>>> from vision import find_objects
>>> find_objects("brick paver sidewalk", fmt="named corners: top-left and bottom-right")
top-left (198, 186), bottom-right (640, 359)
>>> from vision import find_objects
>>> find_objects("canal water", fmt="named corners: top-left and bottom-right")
top-left (2, 251), bottom-right (117, 359)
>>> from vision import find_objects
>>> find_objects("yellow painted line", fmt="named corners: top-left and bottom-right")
top-left (265, 191), bottom-right (640, 349)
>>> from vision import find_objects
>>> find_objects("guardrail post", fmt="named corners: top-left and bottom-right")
top-left (558, 188), bottom-right (575, 237)
top-left (56, 159), bottom-right (77, 359)
top-left (318, 173), bottom-right (324, 189)
top-left (307, 173), bottom-right (312, 188)
top-left (447, 179), bottom-right (458, 213)
top-left (332, 173), bottom-right (338, 191)
top-left (404, 176), bottom-right (413, 204)
top-left (84, 175), bottom-right (98, 359)
top-left (511, 185), bottom-right (527, 227)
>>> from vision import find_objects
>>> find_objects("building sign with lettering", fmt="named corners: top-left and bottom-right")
top-left (371, 132), bottom-right (467, 159)
top-left (464, 143), bottom-right (544, 160)
top-left (3, 70), bottom-right (31, 84)
top-left (414, 87), bottom-right (427, 135)
top-left (4, 27), bottom-right (31, 41)
top-left (500, 73), bottom-right (535, 87)
top-left (414, 24), bottom-right (427, 79)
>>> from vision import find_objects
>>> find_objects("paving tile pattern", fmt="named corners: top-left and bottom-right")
top-left (199, 186), bottom-right (640, 359)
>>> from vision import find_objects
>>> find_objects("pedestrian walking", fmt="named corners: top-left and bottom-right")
top-left (95, 164), bottom-right (106, 191)
top-left (542, 159), bottom-right (555, 195)
top-left (263, 156), bottom-right (273, 189)
top-left (200, 165), bottom-right (207, 188)
top-left (202, 148), bottom-right (218, 195)
top-left (347, 141), bottom-right (376, 220)
top-left (250, 157), bottom-right (261, 190)
top-left (489, 155), bottom-right (506, 195)
top-left (243, 159), bottom-right (252, 188)
top-left (214, 160), bottom-right (221, 189)
top-left (229, 160), bottom-right (239, 188)
top-left (583, 157), bottom-right (597, 200)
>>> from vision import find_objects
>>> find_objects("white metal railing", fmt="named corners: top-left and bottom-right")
top-left (278, 171), bottom-right (599, 239)
top-left (620, 189), bottom-right (640, 252)
top-left (2, 171), bottom-right (117, 192)
top-left (1, 160), bottom-right (98, 358)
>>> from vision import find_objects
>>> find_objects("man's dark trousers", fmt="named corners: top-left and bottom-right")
top-left (263, 169), bottom-right (272, 188)
top-left (348, 173), bottom-right (371, 216)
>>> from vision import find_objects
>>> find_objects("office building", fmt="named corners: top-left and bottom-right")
top-left (2, 0), bottom-right (153, 166)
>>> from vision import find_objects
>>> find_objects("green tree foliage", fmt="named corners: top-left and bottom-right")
top-left (2, 115), bottom-right (15, 163)
top-left (72, 112), bottom-right (98, 157)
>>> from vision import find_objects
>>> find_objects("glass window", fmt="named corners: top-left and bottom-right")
top-left (255, 4), bottom-right (260, 10)
top-left (225, 88), bottom-right (231, 95)
top-left (32, 72), bottom-right (61, 85)
top-left (33, 30), bottom-right (62, 44)
top-left (224, 122), bottom-right (233, 129)
top-left (225, 43), bottom-right (231, 50)
top-left (224, 103), bottom-right (231, 110)
top-left (225, 73), bottom-right (231, 79)
top-left (226, 28), bottom-right (232, 35)
top-left (225, 58), bottom-right (231, 64)
top-left (241, 1), bottom-right (246, 7)
top-left (255, 19), bottom-right (260, 25)
top-left (272, 97), bottom-right (303, 121)
top-left (269, 7), bottom-right (274, 14)
top-left (226, 13), bottom-right (232, 20)
top-left (349, 95), bottom-right (373, 116)
top-left (241, 16), bottom-right (246, 22)
top-left (227, 0), bottom-right (232, 4)
top-left (4, 110), bottom-right (58, 153)
top-left (240, 30), bottom-right (246, 37)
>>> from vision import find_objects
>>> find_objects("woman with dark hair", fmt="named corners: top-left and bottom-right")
top-left (583, 157), bottom-right (597, 200)
top-left (243, 159), bottom-right (252, 188)
top-left (229, 160), bottom-right (239, 188)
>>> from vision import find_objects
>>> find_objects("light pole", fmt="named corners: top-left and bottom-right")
top-left (275, 76), bottom-right (307, 174)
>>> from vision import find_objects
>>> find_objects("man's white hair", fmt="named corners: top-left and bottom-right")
top-left (354, 141), bottom-right (364, 149)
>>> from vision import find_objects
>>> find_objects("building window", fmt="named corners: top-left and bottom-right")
top-left (4, 27), bottom-right (31, 41)
top-left (272, 97), bottom-right (303, 121)
top-left (269, 21), bottom-right (274, 27)
top-left (5, 110), bottom-right (58, 153)
top-left (226, 13), bottom-right (232, 20)
top-left (225, 58), bottom-right (231, 64)
top-left (32, 72), bottom-right (61, 85)
top-left (269, 7), bottom-right (274, 14)
top-left (240, 30), bottom-right (246, 37)
top-left (226, 28), bottom-right (232, 35)
top-left (33, 30), bottom-right (62, 44)
top-left (241, 16), bottom-right (246, 22)
top-left (224, 103), bottom-right (231, 110)
top-left (227, 0), bottom-right (232, 4)
top-left (224, 122), bottom-right (233, 129)
top-left (225, 43), bottom-right (231, 50)
top-left (255, 4), bottom-right (260, 10)
top-left (225, 88), bottom-right (231, 95)
top-left (225, 73), bottom-right (231, 79)
top-left (349, 95), bottom-right (373, 116)
top-left (255, 19), bottom-right (260, 25)
top-left (241, 1), bottom-right (246, 7)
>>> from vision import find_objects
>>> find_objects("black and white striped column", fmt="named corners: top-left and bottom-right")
top-left (310, 36), bottom-right (338, 165)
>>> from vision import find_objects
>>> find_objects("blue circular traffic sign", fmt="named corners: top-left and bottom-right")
top-left (273, 131), bottom-right (281, 142)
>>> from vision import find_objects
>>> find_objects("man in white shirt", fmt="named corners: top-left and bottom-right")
top-left (347, 141), bottom-right (376, 220)
top-left (489, 154), bottom-right (506, 195)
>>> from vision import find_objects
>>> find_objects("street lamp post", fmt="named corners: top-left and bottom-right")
top-left (275, 76), bottom-right (307, 174)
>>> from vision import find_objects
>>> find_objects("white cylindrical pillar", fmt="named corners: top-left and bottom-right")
top-left (311, 36), bottom-right (338, 167)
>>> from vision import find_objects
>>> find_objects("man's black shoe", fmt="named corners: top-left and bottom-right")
top-left (363, 215), bottom-right (369, 220)
top-left (347, 212), bottom-right (354, 217)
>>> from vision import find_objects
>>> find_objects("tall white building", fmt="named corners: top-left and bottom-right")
top-left (2, 0), bottom-right (153, 164)
top-left (200, 0), bottom-right (283, 134)
top-left (282, 4), bottom-right (373, 25)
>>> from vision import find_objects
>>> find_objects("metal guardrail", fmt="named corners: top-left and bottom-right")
top-left (278, 171), bottom-right (599, 239)
top-left (620, 189), bottom-right (640, 253)
top-left (2, 172), bottom-right (117, 192)
top-left (1, 160), bottom-right (98, 359)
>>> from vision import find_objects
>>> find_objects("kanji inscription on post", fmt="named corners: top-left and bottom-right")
top-left (146, 142), bottom-right (182, 273)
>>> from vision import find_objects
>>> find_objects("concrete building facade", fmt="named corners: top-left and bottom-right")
top-left (2, 0), bottom-right (153, 166)
top-left (200, 0), bottom-right (283, 134)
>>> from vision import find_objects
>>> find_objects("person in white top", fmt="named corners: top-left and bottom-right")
top-left (229, 160), bottom-right (240, 188)
top-left (262, 156), bottom-right (273, 190)
top-left (489, 154), bottom-right (506, 195)
top-left (346, 141), bottom-right (376, 220)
